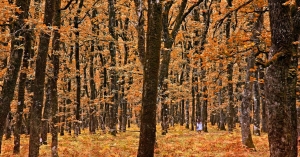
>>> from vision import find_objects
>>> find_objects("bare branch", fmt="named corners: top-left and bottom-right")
top-left (171, 0), bottom-right (204, 38)
top-left (60, 0), bottom-right (75, 10)
top-left (213, 0), bottom-right (254, 36)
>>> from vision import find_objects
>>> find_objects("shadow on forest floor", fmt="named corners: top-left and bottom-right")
top-left (1, 124), bottom-right (298, 156)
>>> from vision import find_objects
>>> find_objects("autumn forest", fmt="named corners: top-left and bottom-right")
top-left (0, 0), bottom-right (299, 156)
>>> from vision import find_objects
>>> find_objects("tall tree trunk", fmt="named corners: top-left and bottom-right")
top-left (137, 0), bottom-right (162, 156)
top-left (89, 9), bottom-right (98, 134)
top-left (13, 1), bottom-right (31, 153)
top-left (259, 65), bottom-right (267, 132)
top-left (218, 63), bottom-right (226, 130)
top-left (265, 0), bottom-right (298, 156)
top-left (134, 0), bottom-right (145, 64)
top-left (108, 0), bottom-right (118, 136)
top-left (240, 53), bottom-right (256, 149)
top-left (74, 0), bottom-right (84, 136)
top-left (29, 0), bottom-right (55, 155)
top-left (252, 6), bottom-right (264, 136)
top-left (50, 0), bottom-right (61, 156)
top-left (41, 80), bottom-right (51, 145)
top-left (0, 0), bottom-right (30, 153)
top-left (225, 0), bottom-right (234, 132)
top-left (253, 69), bottom-right (260, 135)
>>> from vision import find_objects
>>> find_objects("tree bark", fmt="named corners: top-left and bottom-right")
top-left (13, 0), bottom-right (31, 154)
top-left (50, 0), bottom-right (61, 156)
top-left (137, 0), bottom-right (162, 156)
top-left (265, 0), bottom-right (298, 156)
top-left (240, 53), bottom-right (256, 150)
top-left (0, 0), bottom-right (30, 153)
top-left (29, 0), bottom-right (55, 156)
top-left (108, 0), bottom-right (118, 136)
top-left (74, 0), bottom-right (84, 136)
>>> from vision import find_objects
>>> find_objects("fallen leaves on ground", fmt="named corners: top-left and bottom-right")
top-left (0, 124), bottom-right (288, 157)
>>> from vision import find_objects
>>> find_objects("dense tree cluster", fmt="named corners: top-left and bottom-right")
top-left (0, 0), bottom-right (299, 156)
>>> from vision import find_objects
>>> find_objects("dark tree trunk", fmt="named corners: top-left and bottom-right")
top-left (180, 99), bottom-right (184, 126)
top-left (265, 0), bottom-right (298, 156)
top-left (50, 1), bottom-right (61, 156)
top-left (259, 65), bottom-right (267, 132)
top-left (185, 100), bottom-right (190, 129)
top-left (108, 0), bottom-right (118, 136)
top-left (41, 81), bottom-right (51, 145)
top-left (74, 0), bottom-right (84, 136)
top-left (5, 112), bottom-right (12, 140)
top-left (253, 69), bottom-right (260, 136)
top-left (29, 0), bottom-right (55, 155)
top-left (134, 0), bottom-right (145, 64)
top-left (218, 63), bottom-right (225, 131)
top-left (137, 0), bottom-right (162, 156)
top-left (0, 0), bottom-right (30, 153)
top-left (14, 3), bottom-right (31, 151)
top-left (227, 62), bottom-right (234, 132)
top-left (191, 72), bottom-right (196, 131)
top-left (224, 0), bottom-right (234, 133)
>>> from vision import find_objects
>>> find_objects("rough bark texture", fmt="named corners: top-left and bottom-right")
top-left (265, 0), bottom-right (298, 156)
top-left (225, 0), bottom-right (234, 133)
top-left (108, 0), bottom-right (118, 136)
top-left (0, 0), bottom-right (30, 153)
top-left (29, 0), bottom-right (55, 156)
top-left (240, 53), bottom-right (256, 149)
top-left (259, 65), bottom-right (267, 132)
top-left (41, 81), bottom-right (51, 145)
top-left (218, 63), bottom-right (226, 131)
top-left (13, 0), bottom-right (31, 154)
top-left (252, 7), bottom-right (264, 136)
top-left (50, 0), bottom-right (61, 156)
top-left (137, 0), bottom-right (162, 156)
top-left (134, 0), bottom-right (145, 65)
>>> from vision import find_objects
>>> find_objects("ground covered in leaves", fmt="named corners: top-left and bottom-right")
top-left (0, 124), bottom-right (290, 157)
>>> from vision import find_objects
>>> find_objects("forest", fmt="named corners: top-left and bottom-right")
top-left (0, 0), bottom-right (300, 156)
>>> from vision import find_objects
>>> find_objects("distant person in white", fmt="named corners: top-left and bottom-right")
top-left (196, 119), bottom-right (203, 133)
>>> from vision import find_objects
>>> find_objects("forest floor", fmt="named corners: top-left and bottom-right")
top-left (1, 123), bottom-right (297, 157)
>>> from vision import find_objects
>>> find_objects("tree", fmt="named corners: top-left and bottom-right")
top-left (49, 0), bottom-right (61, 155)
top-left (13, 0), bottom-right (31, 154)
top-left (0, 0), bottom-right (30, 153)
top-left (264, 0), bottom-right (299, 156)
top-left (29, 0), bottom-right (55, 156)
top-left (137, 0), bottom-right (162, 156)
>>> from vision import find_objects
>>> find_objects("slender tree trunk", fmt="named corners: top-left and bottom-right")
top-left (41, 81), bottom-right (51, 145)
top-left (259, 65), bottom-right (267, 132)
top-left (29, 0), bottom-right (55, 155)
top-left (74, 0), bottom-right (84, 136)
top-left (137, 0), bottom-right (162, 156)
top-left (218, 63), bottom-right (226, 130)
top-left (0, 0), bottom-right (30, 153)
top-left (227, 62), bottom-right (234, 132)
top-left (134, 0), bottom-right (145, 64)
top-left (108, 0), bottom-right (118, 136)
top-left (253, 69), bottom-right (260, 135)
top-left (252, 6), bottom-right (264, 136)
top-left (50, 0), bottom-right (61, 156)
top-left (240, 53), bottom-right (256, 149)
top-left (13, 1), bottom-right (31, 153)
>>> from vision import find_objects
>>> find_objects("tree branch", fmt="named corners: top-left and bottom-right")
top-left (255, 51), bottom-right (285, 68)
top-left (213, 0), bottom-right (254, 36)
top-left (60, 0), bottom-right (74, 10)
top-left (171, 0), bottom-right (203, 38)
